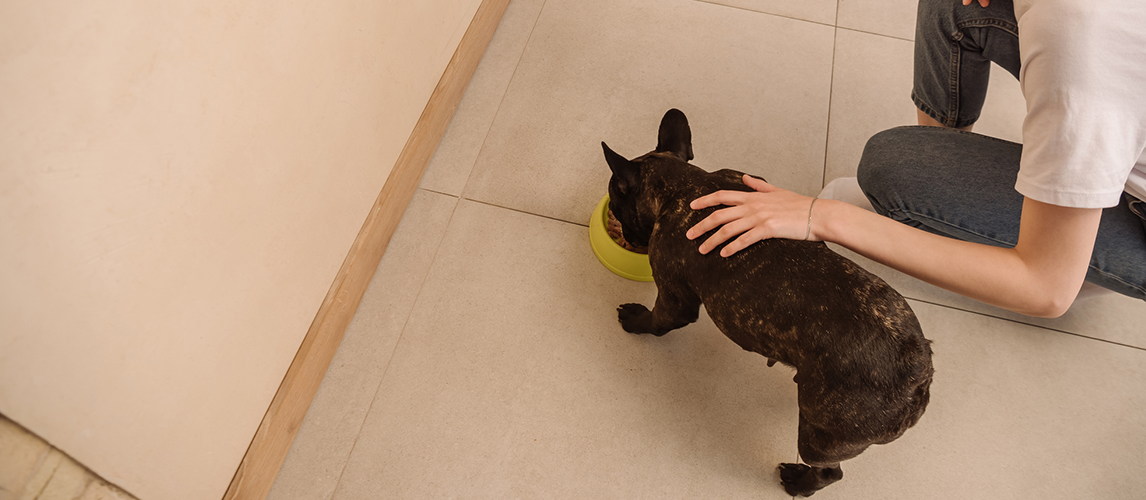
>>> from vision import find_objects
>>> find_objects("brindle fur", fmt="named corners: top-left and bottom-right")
top-left (604, 109), bottom-right (934, 497)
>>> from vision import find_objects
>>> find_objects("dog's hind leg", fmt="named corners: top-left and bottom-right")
top-left (778, 411), bottom-right (866, 496)
top-left (778, 463), bottom-right (842, 497)
top-left (617, 283), bottom-right (700, 336)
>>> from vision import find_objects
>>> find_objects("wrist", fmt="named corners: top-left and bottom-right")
top-left (809, 198), bottom-right (852, 243)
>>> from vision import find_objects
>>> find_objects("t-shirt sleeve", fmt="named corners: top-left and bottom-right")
top-left (1014, 0), bottom-right (1146, 209)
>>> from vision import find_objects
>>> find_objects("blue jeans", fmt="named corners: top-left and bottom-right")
top-left (856, 0), bottom-right (1146, 301)
top-left (911, 0), bottom-right (1020, 128)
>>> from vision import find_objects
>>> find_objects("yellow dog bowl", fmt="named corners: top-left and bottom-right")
top-left (589, 195), bottom-right (653, 282)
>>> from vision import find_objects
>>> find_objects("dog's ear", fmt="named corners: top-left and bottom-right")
top-left (656, 108), bottom-right (693, 161)
top-left (602, 142), bottom-right (639, 195)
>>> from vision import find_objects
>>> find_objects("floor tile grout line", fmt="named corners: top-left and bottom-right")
top-left (694, 0), bottom-right (915, 43)
top-left (420, 187), bottom-right (461, 199)
top-left (906, 297), bottom-right (1146, 352)
top-left (821, 18), bottom-right (839, 189)
top-left (461, 196), bottom-right (589, 228)
top-left (455, 0), bottom-right (549, 201)
top-left (327, 195), bottom-right (466, 500)
top-left (837, 25), bottom-right (914, 43)
top-left (693, 0), bottom-right (837, 30)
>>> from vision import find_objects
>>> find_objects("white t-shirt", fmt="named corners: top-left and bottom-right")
top-left (1013, 0), bottom-right (1146, 207)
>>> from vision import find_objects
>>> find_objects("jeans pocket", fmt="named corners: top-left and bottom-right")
top-left (1129, 197), bottom-right (1146, 219)
top-left (1128, 196), bottom-right (1146, 235)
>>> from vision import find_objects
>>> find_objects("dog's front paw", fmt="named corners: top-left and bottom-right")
top-left (617, 303), bottom-right (652, 334)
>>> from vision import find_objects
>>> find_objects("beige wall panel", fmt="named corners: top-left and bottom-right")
top-left (0, 1), bottom-right (482, 499)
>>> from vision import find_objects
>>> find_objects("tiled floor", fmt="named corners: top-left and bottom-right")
top-left (269, 1), bottom-right (1146, 499)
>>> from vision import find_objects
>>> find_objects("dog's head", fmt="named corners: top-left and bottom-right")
top-left (601, 108), bottom-right (694, 248)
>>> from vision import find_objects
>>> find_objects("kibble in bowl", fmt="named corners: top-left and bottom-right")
top-left (605, 209), bottom-right (649, 254)
top-left (588, 195), bottom-right (653, 282)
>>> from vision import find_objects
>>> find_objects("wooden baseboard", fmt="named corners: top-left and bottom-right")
top-left (221, 1), bottom-right (511, 498)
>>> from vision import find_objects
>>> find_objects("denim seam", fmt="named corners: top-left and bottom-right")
top-left (911, 92), bottom-right (948, 126)
top-left (895, 125), bottom-right (1018, 146)
top-left (954, 18), bottom-right (1019, 37)
top-left (946, 31), bottom-right (962, 128)
top-left (887, 207), bottom-right (1015, 247)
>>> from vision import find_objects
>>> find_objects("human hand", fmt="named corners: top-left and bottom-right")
top-left (685, 175), bottom-right (817, 257)
top-left (962, 0), bottom-right (990, 7)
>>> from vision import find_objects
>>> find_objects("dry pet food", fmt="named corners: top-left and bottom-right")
top-left (606, 210), bottom-right (648, 254)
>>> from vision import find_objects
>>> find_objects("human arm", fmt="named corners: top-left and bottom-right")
top-left (687, 175), bottom-right (1101, 318)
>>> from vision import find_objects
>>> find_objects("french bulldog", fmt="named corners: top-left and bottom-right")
top-left (602, 108), bottom-right (934, 496)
